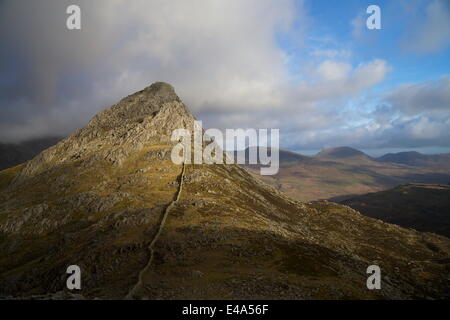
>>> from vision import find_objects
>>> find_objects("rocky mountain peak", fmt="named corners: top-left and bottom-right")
top-left (143, 82), bottom-right (180, 103)
top-left (13, 82), bottom-right (195, 183)
top-left (87, 82), bottom-right (187, 131)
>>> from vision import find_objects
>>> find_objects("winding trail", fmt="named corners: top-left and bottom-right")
top-left (125, 162), bottom-right (186, 299)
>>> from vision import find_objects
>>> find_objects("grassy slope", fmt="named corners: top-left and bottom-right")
top-left (0, 152), bottom-right (449, 299)
top-left (0, 144), bottom-right (182, 297)
top-left (132, 164), bottom-right (450, 299)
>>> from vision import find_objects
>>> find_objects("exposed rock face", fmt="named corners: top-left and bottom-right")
top-left (13, 82), bottom-right (195, 183)
top-left (0, 82), bottom-right (449, 300)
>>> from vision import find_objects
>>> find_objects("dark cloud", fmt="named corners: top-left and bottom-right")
top-left (0, 0), bottom-right (299, 142)
top-left (0, 0), bottom-right (448, 153)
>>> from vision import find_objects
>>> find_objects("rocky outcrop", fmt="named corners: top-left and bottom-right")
top-left (12, 82), bottom-right (195, 184)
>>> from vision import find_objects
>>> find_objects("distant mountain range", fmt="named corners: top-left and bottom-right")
top-left (246, 146), bottom-right (450, 202)
top-left (377, 151), bottom-right (450, 168)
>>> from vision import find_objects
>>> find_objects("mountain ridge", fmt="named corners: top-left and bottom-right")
top-left (12, 82), bottom-right (195, 185)
top-left (377, 151), bottom-right (450, 168)
top-left (0, 83), bottom-right (449, 299)
top-left (315, 146), bottom-right (370, 160)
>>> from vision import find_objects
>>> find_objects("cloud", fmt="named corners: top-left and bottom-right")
top-left (350, 12), bottom-right (365, 38)
top-left (293, 59), bottom-right (390, 102)
top-left (402, 0), bottom-right (450, 54)
top-left (316, 61), bottom-right (352, 81)
top-left (0, 0), bottom-right (298, 142)
top-left (0, 0), bottom-right (390, 145)
top-left (385, 76), bottom-right (450, 116)
top-left (311, 49), bottom-right (351, 59)
top-left (0, 1), bottom-right (448, 153)
top-left (282, 114), bottom-right (450, 151)
top-left (408, 116), bottom-right (443, 139)
top-left (279, 76), bottom-right (450, 151)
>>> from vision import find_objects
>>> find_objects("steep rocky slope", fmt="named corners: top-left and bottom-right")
top-left (0, 83), bottom-right (449, 299)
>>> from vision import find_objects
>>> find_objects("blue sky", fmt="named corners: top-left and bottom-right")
top-left (281, 0), bottom-right (450, 94)
top-left (0, 0), bottom-right (449, 155)
top-left (275, 0), bottom-right (450, 154)
top-left (304, 0), bottom-right (449, 82)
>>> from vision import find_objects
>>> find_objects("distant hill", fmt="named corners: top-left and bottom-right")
top-left (377, 151), bottom-right (450, 169)
top-left (316, 146), bottom-right (370, 160)
top-left (235, 147), bottom-right (313, 167)
top-left (246, 146), bottom-right (450, 202)
top-left (278, 148), bottom-right (312, 163)
top-left (0, 137), bottom-right (61, 170)
top-left (340, 184), bottom-right (450, 238)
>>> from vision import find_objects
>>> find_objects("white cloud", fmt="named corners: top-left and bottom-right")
top-left (279, 75), bottom-right (450, 150)
top-left (294, 59), bottom-right (390, 102)
top-left (350, 12), bottom-right (365, 38)
top-left (316, 60), bottom-right (352, 81)
top-left (311, 49), bottom-right (351, 59)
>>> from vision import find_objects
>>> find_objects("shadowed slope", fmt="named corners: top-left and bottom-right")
top-left (341, 184), bottom-right (450, 237)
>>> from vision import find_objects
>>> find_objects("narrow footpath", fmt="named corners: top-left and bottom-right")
top-left (125, 162), bottom-right (186, 299)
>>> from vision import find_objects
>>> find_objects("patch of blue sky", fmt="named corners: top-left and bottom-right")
top-left (276, 0), bottom-right (450, 89)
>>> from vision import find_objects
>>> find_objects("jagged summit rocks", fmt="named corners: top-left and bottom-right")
top-left (13, 82), bottom-right (195, 183)
top-left (144, 81), bottom-right (181, 102)
top-left (89, 82), bottom-right (184, 129)
top-left (0, 82), bottom-right (449, 300)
